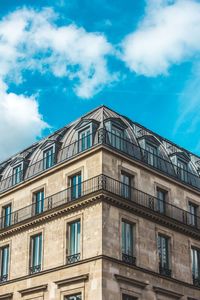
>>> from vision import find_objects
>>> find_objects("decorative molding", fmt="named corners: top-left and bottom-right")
top-left (115, 274), bottom-right (148, 289)
top-left (153, 286), bottom-right (183, 299)
top-left (55, 274), bottom-right (89, 288)
top-left (18, 284), bottom-right (48, 296)
top-left (0, 293), bottom-right (13, 300)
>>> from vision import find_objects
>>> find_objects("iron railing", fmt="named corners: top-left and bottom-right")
top-left (1, 129), bottom-right (200, 194)
top-left (30, 264), bottom-right (41, 274)
top-left (66, 253), bottom-right (80, 264)
top-left (1, 175), bottom-right (200, 232)
top-left (122, 253), bottom-right (136, 265)
top-left (193, 275), bottom-right (200, 287)
top-left (0, 274), bottom-right (8, 282)
top-left (159, 263), bottom-right (172, 277)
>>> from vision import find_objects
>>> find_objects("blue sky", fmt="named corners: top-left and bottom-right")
top-left (1, 0), bottom-right (200, 161)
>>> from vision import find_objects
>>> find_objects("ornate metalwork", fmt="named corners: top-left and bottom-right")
top-left (122, 253), bottom-right (136, 265)
top-left (66, 253), bottom-right (80, 264)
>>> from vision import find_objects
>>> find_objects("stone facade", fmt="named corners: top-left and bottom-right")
top-left (0, 106), bottom-right (200, 299)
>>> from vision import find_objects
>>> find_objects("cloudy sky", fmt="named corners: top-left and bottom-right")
top-left (0, 0), bottom-right (200, 161)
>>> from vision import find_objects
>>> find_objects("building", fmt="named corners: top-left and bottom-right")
top-left (0, 105), bottom-right (200, 300)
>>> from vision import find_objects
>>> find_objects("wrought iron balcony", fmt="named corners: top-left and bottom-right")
top-left (1, 129), bottom-right (200, 194)
top-left (0, 274), bottom-right (8, 282)
top-left (122, 253), bottom-right (136, 265)
top-left (1, 175), bottom-right (200, 233)
top-left (66, 253), bottom-right (80, 264)
top-left (30, 264), bottom-right (41, 274)
top-left (193, 275), bottom-right (200, 287)
top-left (159, 263), bottom-right (172, 277)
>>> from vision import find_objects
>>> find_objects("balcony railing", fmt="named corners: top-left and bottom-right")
top-left (159, 263), bottom-right (172, 277)
top-left (193, 275), bottom-right (200, 287)
top-left (1, 175), bottom-right (200, 233)
top-left (0, 274), bottom-right (8, 282)
top-left (66, 253), bottom-right (80, 264)
top-left (122, 253), bottom-right (136, 265)
top-left (1, 129), bottom-right (200, 194)
top-left (30, 264), bottom-right (41, 274)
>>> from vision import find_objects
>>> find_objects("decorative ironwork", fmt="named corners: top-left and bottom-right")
top-left (122, 253), bottom-right (136, 265)
top-left (30, 264), bottom-right (41, 274)
top-left (0, 274), bottom-right (8, 282)
top-left (193, 275), bottom-right (200, 287)
top-left (66, 253), bottom-right (80, 264)
top-left (159, 263), bottom-right (172, 277)
top-left (1, 174), bottom-right (200, 232)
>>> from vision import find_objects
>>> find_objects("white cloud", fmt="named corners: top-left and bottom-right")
top-left (0, 81), bottom-right (48, 161)
top-left (121, 0), bottom-right (200, 76)
top-left (0, 7), bottom-right (117, 161)
top-left (0, 8), bottom-right (115, 98)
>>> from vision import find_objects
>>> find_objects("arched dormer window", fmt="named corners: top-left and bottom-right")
top-left (40, 139), bottom-right (61, 171)
top-left (10, 156), bottom-right (28, 186)
top-left (170, 152), bottom-right (190, 182)
top-left (138, 135), bottom-right (160, 168)
top-left (104, 118), bottom-right (128, 151)
top-left (74, 119), bottom-right (99, 153)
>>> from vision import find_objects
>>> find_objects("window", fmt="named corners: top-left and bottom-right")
top-left (33, 190), bottom-right (44, 215)
top-left (146, 143), bottom-right (157, 167)
top-left (111, 125), bottom-right (124, 150)
top-left (122, 220), bottom-right (135, 264)
top-left (65, 295), bottom-right (82, 300)
top-left (71, 174), bottom-right (82, 200)
top-left (12, 164), bottom-right (22, 185)
top-left (2, 204), bottom-right (11, 228)
top-left (156, 188), bottom-right (167, 214)
top-left (121, 173), bottom-right (132, 199)
top-left (30, 234), bottom-right (42, 274)
top-left (157, 234), bottom-right (171, 277)
top-left (67, 220), bottom-right (80, 264)
top-left (78, 127), bottom-right (91, 151)
top-left (177, 159), bottom-right (188, 182)
top-left (0, 245), bottom-right (9, 282)
top-left (43, 147), bottom-right (54, 170)
top-left (122, 295), bottom-right (137, 300)
top-left (191, 248), bottom-right (200, 287)
top-left (188, 202), bottom-right (198, 227)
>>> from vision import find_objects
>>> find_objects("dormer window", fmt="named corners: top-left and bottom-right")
top-left (111, 125), bottom-right (124, 150)
top-left (12, 164), bottom-right (22, 185)
top-left (177, 158), bottom-right (188, 182)
top-left (78, 127), bottom-right (91, 152)
top-left (145, 142), bottom-right (158, 167)
top-left (43, 147), bottom-right (54, 170)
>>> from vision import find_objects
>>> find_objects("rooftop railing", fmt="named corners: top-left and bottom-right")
top-left (1, 129), bottom-right (200, 194)
top-left (1, 174), bottom-right (200, 233)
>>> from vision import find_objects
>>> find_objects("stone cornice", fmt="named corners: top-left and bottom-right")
top-left (55, 274), bottom-right (89, 288)
top-left (153, 286), bottom-right (183, 299)
top-left (114, 274), bottom-right (148, 289)
top-left (0, 293), bottom-right (13, 300)
top-left (18, 284), bottom-right (48, 296)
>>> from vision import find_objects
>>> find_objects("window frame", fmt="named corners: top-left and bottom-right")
top-left (70, 173), bottom-right (82, 200)
top-left (0, 244), bottom-right (9, 282)
top-left (12, 164), bottom-right (23, 185)
top-left (121, 219), bottom-right (135, 265)
top-left (78, 126), bottom-right (92, 152)
top-left (157, 233), bottom-right (171, 276)
top-left (29, 233), bottom-right (43, 274)
top-left (66, 219), bottom-right (81, 264)
top-left (43, 146), bottom-right (54, 170)
top-left (32, 189), bottom-right (45, 215)
top-left (1, 203), bottom-right (12, 228)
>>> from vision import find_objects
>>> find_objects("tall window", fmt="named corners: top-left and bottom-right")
top-left (189, 202), bottom-right (198, 227)
top-left (156, 188), bottom-right (166, 214)
top-left (121, 173), bottom-right (132, 199)
top-left (30, 234), bottom-right (42, 274)
top-left (65, 295), bottom-right (82, 300)
top-left (122, 295), bottom-right (137, 300)
top-left (33, 190), bottom-right (44, 215)
top-left (0, 245), bottom-right (9, 282)
top-left (157, 234), bottom-right (171, 277)
top-left (78, 128), bottom-right (91, 152)
top-left (177, 159), bottom-right (188, 182)
top-left (111, 125), bottom-right (124, 150)
top-left (67, 220), bottom-right (80, 264)
top-left (146, 143), bottom-right (157, 167)
top-left (12, 164), bottom-right (22, 185)
top-left (122, 220), bottom-right (135, 264)
top-left (191, 248), bottom-right (200, 286)
top-left (43, 147), bottom-right (54, 170)
top-left (71, 174), bottom-right (82, 200)
top-left (2, 204), bottom-right (11, 228)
